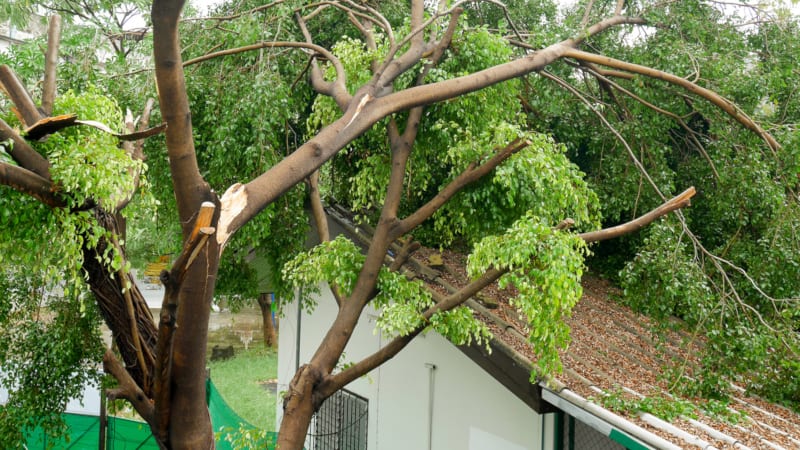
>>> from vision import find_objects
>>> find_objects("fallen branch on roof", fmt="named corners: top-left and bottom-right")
top-left (578, 187), bottom-right (696, 243)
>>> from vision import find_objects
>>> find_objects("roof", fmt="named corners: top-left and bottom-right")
top-left (325, 205), bottom-right (800, 450)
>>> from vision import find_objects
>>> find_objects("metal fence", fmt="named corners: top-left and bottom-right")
top-left (306, 389), bottom-right (368, 450)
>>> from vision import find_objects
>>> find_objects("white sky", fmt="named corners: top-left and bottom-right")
top-left (183, 0), bottom-right (800, 19)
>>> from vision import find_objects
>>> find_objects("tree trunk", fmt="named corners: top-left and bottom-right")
top-left (83, 209), bottom-right (157, 395)
top-left (277, 365), bottom-right (323, 450)
top-left (258, 292), bottom-right (277, 349)
top-left (163, 238), bottom-right (220, 449)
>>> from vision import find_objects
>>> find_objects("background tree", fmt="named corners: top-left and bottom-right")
top-left (512, 0), bottom-right (800, 406)
top-left (0, 1), bottom-right (796, 449)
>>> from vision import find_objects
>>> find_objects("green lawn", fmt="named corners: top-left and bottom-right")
top-left (208, 344), bottom-right (278, 430)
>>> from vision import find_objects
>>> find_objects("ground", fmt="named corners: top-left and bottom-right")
top-left (208, 343), bottom-right (279, 430)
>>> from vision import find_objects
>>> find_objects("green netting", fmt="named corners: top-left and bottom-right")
top-left (208, 378), bottom-right (278, 449)
top-left (24, 379), bottom-right (277, 449)
top-left (25, 414), bottom-right (158, 449)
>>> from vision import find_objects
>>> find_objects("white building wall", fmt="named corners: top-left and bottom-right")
top-left (277, 285), bottom-right (542, 450)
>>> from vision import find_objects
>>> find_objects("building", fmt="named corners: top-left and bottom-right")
top-left (277, 207), bottom-right (800, 449)
top-left (0, 16), bottom-right (45, 52)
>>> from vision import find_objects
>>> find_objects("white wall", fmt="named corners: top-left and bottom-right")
top-left (0, 372), bottom-right (101, 416)
top-left (277, 286), bottom-right (542, 450)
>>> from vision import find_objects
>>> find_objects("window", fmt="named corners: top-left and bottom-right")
top-left (307, 389), bottom-right (368, 450)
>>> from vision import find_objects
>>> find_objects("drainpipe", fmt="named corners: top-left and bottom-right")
top-left (425, 363), bottom-right (437, 450)
top-left (295, 288), bottom-right (302, 372)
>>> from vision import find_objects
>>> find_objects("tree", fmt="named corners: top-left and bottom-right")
top-left (0, 1), bottom-right (793, 449)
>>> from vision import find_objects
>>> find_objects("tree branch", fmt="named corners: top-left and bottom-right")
top-left (295, 13), bottom-right (350, 107)
top-left (152, 199), bottom-right (215, 443)
top-left (579, 187), bottom-right (696, 242)
top-left (103, 349), bottom-right (155, 428)
top-left (0, 161), bottom-right (63, 207)
top-left (218, 15), bottom-right (648, 245)
top-left (397, 138), bottom-right (530, 238)
top-left (562, 48), bottom-right (780, 153)
top-left (307, 171), bottom-right (345, 307)
top-left (579, 64), bottom-right (720, 180)
top-left (181, 0), bottom-right (284, 22)
top-left (0, 65), bottom-right (44, 127)
top-left (0, 118), bottom-right (50, 178)
top-left (41, 15), bottom-right (62, 117)
top-left (319, 186), bottom-right (698, 394)
top-left (116, 98), bottom-right (157, 211)
top-left (152, 0), bottom-right (211, 235)
top-left (320, 266), bottom-right (505, 395)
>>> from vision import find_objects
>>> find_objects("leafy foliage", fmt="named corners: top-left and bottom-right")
top-left (0, 89), bottom-right (144, 445)
top-left (525, 3), bottom-right (800, 408)
top-left (0, 273), bottom-right (104, 448)
top-left (470, 214), bottom-right (588, 375)
top-left (283, 235), bottom-right (493, 348)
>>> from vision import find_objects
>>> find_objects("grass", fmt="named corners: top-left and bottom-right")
top-left (208, 343), bottom-right (279, 430)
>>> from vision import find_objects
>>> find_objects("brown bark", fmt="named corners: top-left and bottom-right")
top-left (562, 48), bottom-right (780, 153)
top-left (258, 293), bottom-right (277, 348)
top-left (579, 187), bottom-right (696, 242)
top-left (164, 247), bottom-right (219, 449)
top-left (221, 16), bottom-right (648, 241)
top-left (278, 184), bottom-right (698, 448)
top-left (151, 0), bottom-right (219, 446)
top-left (84, 210), bottom-right (157, 397)
top-left (152, 0), bottom-right (210, 232)
top-left (41, 15), bottom-right (62, 117)
top-left (153, 202), bottom-right (217, 447)
top-left (278, 365), bottom-right (323, 450)
top-left (0, 65), bottom-right (44, 127)
top-left (0, 118), bottom-right (50, 178)
top-left (0, 162), bottom-right (62, 207)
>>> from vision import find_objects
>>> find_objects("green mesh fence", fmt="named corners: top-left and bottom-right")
top-left (207, 378), bottom-right (278, 449)
top-left (25, 414), bottom-right (158, 449)
top-left (24, 379), bottom-right (277, 449)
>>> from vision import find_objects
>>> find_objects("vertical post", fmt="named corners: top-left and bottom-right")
top-left (99, 388), bottom-right (107, 450)
top-left (425, 363), bottom-right (436, 450)
top-left (295, 289), bottom-right (302, 372)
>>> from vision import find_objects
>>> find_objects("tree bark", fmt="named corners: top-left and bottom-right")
top-left (258, 292), bottom-right (277, 349)
top-left (151, 0), bottom-right (218, 445)
top-left (277, 365), bottom-right (324, 450)
top-left (165, 247), bottom-right (219, 449)
top-left (83, 209), bottom-right (157, 396)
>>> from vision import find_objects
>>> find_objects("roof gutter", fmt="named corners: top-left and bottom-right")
top-left (541, 384), bottom-right (681, 450)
